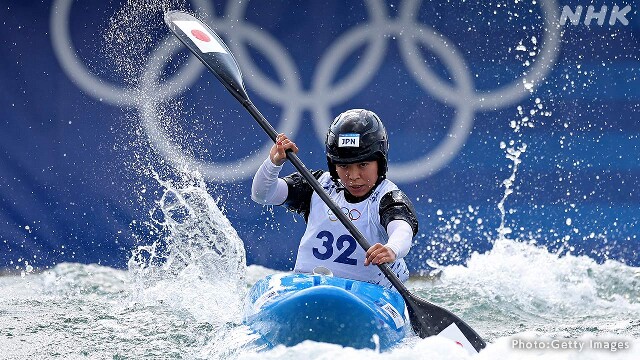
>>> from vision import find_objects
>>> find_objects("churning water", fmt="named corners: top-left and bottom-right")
top-left (0, 172), bottom-right (638, 359)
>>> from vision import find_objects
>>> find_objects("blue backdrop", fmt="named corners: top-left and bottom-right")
top-left (1, 0), bottom-right (638, 272)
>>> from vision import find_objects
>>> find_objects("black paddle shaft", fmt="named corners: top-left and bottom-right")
top-left (163, 10), bottom-right (486, 352)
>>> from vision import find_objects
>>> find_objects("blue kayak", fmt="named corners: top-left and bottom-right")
top-left (244, 273), bottom-right (408, 350)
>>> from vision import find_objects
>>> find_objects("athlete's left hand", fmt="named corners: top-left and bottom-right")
top-left (364, 243), bottom-right (397, 266)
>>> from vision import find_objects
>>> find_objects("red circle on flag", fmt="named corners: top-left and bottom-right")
top-left (191, 29), bottom-right (211, 42)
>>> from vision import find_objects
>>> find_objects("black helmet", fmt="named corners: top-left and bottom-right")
top-left (325, 109), bottom-right (389, 179)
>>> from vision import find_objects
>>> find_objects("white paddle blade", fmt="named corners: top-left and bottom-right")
top-left (164, 11), bottom-right (249, 102)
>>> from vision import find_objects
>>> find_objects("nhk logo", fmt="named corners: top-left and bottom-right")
top-left (560, 5), bottom-right (632, 26)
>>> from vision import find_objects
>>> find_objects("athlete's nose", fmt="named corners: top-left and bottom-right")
top-left (347, 166), bottom-right (360, 180)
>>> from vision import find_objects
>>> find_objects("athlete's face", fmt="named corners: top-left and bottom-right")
top-left (335, 161), bottom-right (379, 197)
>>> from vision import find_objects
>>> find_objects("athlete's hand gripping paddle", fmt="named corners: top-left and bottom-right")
top-left (164, 10), bottom-right (486, 353)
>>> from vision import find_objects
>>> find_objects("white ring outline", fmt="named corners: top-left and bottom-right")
top-left (49, 0), bottom-right (213, 106)
top-left (50, 0), bottom-right (561, 183)
top-left (139, 18), bottom-right (304, 182)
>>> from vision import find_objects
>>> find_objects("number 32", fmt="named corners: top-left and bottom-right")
top-left (312, 230), bottom-right (358, 265)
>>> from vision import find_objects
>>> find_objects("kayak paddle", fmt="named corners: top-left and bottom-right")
top-left (163, 10), bottom-right (486, 353)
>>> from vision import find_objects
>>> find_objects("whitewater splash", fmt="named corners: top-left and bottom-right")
top-left (123, 169), bottom-right (267, 359)
top-left (127, 169), bottom-right (247, 324)
top-left (1, 231), bottom-right (638, 359)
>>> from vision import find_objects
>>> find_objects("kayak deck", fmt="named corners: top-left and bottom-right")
top-left (244, 273), bottom-right (408, 350)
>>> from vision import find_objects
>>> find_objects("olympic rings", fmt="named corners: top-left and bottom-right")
top-left (50, 0), bottom-right (561, 183)
top-left (328, 208), bottom-right (362, 222)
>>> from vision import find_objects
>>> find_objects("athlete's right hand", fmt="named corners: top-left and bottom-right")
top-left (270, 133), bottom-right (299, 166)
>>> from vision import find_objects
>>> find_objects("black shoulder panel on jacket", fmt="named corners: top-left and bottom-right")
top-left (282, 170), bottom-right (325, 222)
top-left (379, 190), bottom-right (419, 236)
